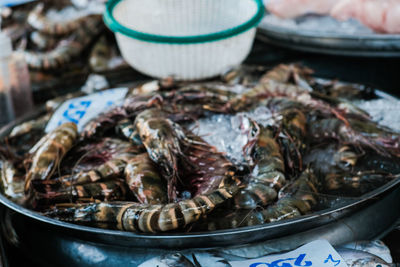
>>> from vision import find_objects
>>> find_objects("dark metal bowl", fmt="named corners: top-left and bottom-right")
top-left (258, 17), bottom-right (400, 57)
top-left (1, 102), bottom-right (400, 266)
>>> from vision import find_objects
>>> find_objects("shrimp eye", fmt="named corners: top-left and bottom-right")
top-left (172, 253), bottom-right (181, 259)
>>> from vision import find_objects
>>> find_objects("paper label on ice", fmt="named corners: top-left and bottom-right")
top-left (230, 240), bottom-right (347, 267)
top-left (45, 88), bottom-right (127, 133)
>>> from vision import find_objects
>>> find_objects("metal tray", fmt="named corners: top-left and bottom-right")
top-left (0, 93), bottom-right (400, 266)
top-left (258, 16), bottom-right (400, 57)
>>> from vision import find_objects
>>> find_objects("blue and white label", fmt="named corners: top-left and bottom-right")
top-left (45, 88), bottom-right (128, 133)
top-left (230, 240), bottom-right (347, 267)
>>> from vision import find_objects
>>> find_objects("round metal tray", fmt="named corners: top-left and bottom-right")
top-left (258, 17), bottom-right (400, 57)
top-left (0, 94), bottom-right (400, 266)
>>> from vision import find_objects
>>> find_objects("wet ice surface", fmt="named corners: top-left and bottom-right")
top-left (355, 98), bottom-right (400, 132)
top-left (190, 114), bottom-right (250, 164)
top-left (192, 95), bottom-right (400, 164)
top-left (261, 14), bottom-right (375, 35)
top-left (190, 106), bottom-right (280, 163)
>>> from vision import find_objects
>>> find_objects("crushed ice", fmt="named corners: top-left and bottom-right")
top-left (261, 14), bottom-right (374, 35)
top-left (192, 96), bottom-right (400, 163)
top-left (190, 106), bottom-right (280, 163)
top-left (190, 114), bottom-right (250, 164)
top-left (355, 98), bottom-right (400, 132)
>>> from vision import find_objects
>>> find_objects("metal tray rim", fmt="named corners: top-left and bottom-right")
top-left (1, 178), bottom-right (399, 239)
top-left (258, 16), bottom-right (400, 57)
top-left (1, 92), bottom-right (400, 241)
top-left (259, 21), bottom-right (400, 41)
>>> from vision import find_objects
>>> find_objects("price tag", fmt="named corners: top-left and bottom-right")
top-left (230, 240), bottom-right (347, 267)
top-left (45, 88), bottom-right (128, 133)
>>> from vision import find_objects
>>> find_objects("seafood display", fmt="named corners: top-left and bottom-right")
top-left (1, 63), bottom-right (400, 234)
top-left (0, 0), bottom-right (128, 91)
top-left (331, 0), bottom-right (400, 34)
top-left (23, 13), bottom-right (104, 70)
top-left (265, 0), bottom-right (400, 34)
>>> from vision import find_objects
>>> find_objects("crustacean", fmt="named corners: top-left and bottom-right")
top-left (1, 63), bottom-right (399, 234)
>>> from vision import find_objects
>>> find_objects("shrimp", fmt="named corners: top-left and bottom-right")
top-left (54, 138), bottom-right (142, 186)
top-left (82, 107), bottom-right (129, 139)
top-left (221, 65), bottom-right (270, 86)
top-left (228, 64), bottom-right (367, 126)
top-left (182, 135), bottom-right (235, 197)
top-left (30, 31), bottom-right (61, 51)
top-left (9, 113), bottom-right (51, 139)
top-left (24, 122), bottom-right (78, 193)
top-left (304, 143), bottom-right (397, 195)
top-left (308, 118), bottom-right (400, 157)
top-left (195, 169), bottom-right (320, 231)
top-left (324, 171), bottom-right (397, 196)
top-left (3, 113), bottom-right (52, 156)
top-left (82, 94), bottom-right (161, 139)
top-left (0, 159), bottom-right (25, 205)
top-left (226, 64), bottom-right (312, 112)
top-left (44, 172), bottom-right (240, 233)
top-left (304, 144), bottom-right (359, 176)
top-left (133, 108), bottom-right (194, 201)
top-left (27, 3), bottom-right (93, 36)
top-left (31, 179), bottom-right (130, 208)
top-left (234, 125), bottom-right (286, 209)
top-left (83, 84), bottom-right (235, 139)
top-left (175, 84), bottom-right (237, 105)
top-left (124, 153), bottom-right (168, 204)
top-left (262, 97), bottom-right (308, 173)
top-left (116, 119), bottom-right (141, 144)
top-left (24, 14), bottom-right (103, 70)
top-left (89, 35), bottom-right (117, 72)
top-left (57, 153), bottom-right (135, 186)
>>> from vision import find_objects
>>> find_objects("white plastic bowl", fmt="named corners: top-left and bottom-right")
top-left (104, 0), bottom-right (264, 80)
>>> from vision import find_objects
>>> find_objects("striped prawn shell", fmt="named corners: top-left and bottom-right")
top-left (28, 3), bottom-right (87, 36)
top-left (25, 122), bottom-right (78, 192)
top-left (124, 153), bottom-right (168, 204)
top-left (33, 180), bottom-right (130, 208)
top-left (133, 108), bottom-right (189, 201)
top-left (24, 14), bottom-right (103, 70)
top-left (9, 113), bottom-right (51, 139)
top-left (116, 119), bottom-right (142, 144)
top-left (63, 154), bottom-right (134, 186)
top-left (107, 187), bottom-right (234, 232)
top-left (226, 64), bottom-right (311, 112)
top-left (48, 173), bottom-right (240, 233)
top-left (235, 126), bottom-right (286, 209)
top-left (30, 31), bottom-right (60, 51)
top-left (259, 64), bottom-right (313, 85)
top-left (199, 169), bottom-right (319, 231)
top-left (0, 160), bottom-right (25, 204)
top-left (24, 46), bottom-right (74, 69)
top-left (50, 138), bottom-right (142, 186)
top-left (81, 107), bottom-right (128, 139)
top-left (276, 168), bottom-right (320, 212)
